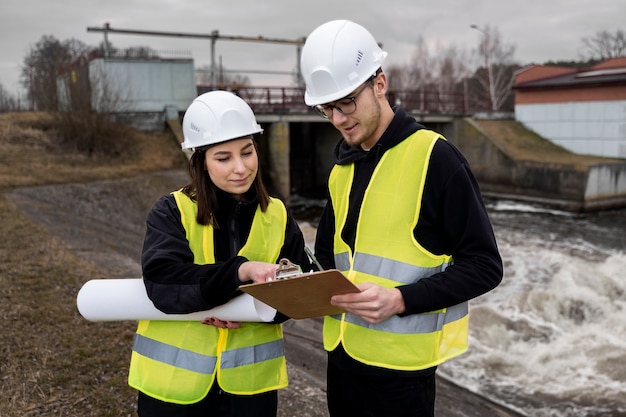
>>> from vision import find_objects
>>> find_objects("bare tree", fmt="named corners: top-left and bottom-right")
top-left (195, 64), bottom-right (250, 88)
top-left (580, 29), bottom-right (626, 60)
top-left (54, 61), bottom-right (134, 156)
top-left (470, 25), bottom-right (517, 112)
top-left (433, 44), bottom-right (470, 112)
top-left (0, 83), bottom-right (19, 112)
top-left (387, 37), bottom-right (469, 113)
top-left (20, 35), bottom-right (89, 111)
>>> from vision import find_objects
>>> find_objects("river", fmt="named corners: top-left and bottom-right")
top-left (292, 195), bottom-right (626, 416)
top-left (434, 200), bottom-right (626, 417)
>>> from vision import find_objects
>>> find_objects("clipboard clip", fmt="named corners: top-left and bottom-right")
top-left (275, 258), bottom-right (302, 280)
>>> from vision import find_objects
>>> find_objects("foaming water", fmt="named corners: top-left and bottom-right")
top-left (439, 201), bottom-right (626, 416)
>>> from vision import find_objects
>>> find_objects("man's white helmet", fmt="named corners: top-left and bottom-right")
top-left (300, 20), bottom-right (387, 106)
top-left (181, 90), bottom-right (263, 150)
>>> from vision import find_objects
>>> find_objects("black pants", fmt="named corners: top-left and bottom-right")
top-left (327, 358), bottom-right (436, 417)
top-left (137, 383), bottom-right (278, 417)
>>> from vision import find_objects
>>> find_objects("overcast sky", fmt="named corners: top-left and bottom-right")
top-left (1, 0), bottom-right (625, 95)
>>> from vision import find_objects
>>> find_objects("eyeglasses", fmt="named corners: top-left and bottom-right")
top-left (313, 75), bottom-right (376, 119)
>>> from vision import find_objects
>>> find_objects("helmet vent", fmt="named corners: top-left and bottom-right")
top-left (355, 50), bottom-right (364, 66)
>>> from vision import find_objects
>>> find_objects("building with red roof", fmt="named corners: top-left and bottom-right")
top-left (513, 57), bottom-right (626, 158)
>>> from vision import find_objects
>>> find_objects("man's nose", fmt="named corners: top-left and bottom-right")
top-left (330, 109), bottom-right (348, 124)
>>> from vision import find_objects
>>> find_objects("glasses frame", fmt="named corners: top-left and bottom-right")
top-left (313, 74), bottom-right (377, 119)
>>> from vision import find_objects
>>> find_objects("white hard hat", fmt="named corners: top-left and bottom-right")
top-left (181, 91), bottom-right (263, 150)
top-left (300, 20), bottom-right (388, 106)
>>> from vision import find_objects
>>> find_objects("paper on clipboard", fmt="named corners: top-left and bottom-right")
top-left (239, 269), bottom-right (360, 319)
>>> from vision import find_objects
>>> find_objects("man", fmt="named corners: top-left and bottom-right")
top-left (300, 20), bottom-right (503, 417)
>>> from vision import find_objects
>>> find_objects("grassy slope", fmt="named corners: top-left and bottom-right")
top-left (0, 112), bottom-right (186, 416)
top-left (472, 119), bottom-right (624, 168)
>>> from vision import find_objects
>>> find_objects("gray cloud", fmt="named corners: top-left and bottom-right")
top-left (1, 0), bottom-right (624, 94)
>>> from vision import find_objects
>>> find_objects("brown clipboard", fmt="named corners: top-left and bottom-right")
top-left (239, 269), bottom-right (360, 319)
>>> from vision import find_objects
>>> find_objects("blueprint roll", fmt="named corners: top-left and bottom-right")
top-left (77, 278), bottom-right (276, 322)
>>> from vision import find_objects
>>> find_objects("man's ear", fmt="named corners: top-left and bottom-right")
top-left (374, 72), bottom-right (388, 96)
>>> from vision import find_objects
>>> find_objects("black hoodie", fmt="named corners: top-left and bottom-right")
top-left (314, 107), bottom-right (503, 317)
top-left (141, 188), bottom-right (311, 315)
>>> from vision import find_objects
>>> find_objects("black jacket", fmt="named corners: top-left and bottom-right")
top-left (142, 188), bottom-right (311, 314)
top-left (314, 107), bottom-right (503, 316)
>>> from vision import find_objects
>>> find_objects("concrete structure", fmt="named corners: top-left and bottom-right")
top-left (450, 118), bottom-right (626, 212)
top-left (513, 57), bottom-right (626, 159)
top-left (166, 110), bottom-right (626, 212)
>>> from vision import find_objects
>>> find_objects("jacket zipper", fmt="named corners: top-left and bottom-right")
top-left (229, 202), bottom-right (241, 257)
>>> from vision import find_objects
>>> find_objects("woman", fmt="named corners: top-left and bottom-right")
top-left (128, 90), bottom-right (311, 417)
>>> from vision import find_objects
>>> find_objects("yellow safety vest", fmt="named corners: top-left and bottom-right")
top-left (325, 130), bottom-right (469, 371)
top-left (128, 191), bottom-right (288, 404)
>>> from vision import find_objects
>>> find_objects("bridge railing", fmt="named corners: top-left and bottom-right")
top-left (389, 89), bottom-right (468, 115)
top-left (197, 85), bottom-right (310, 114)
top-left (197, 85), bottom-right (471, 115)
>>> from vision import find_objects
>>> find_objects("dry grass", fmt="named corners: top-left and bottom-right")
top-left (0, 112), bottom-right (185, 190)
top-left (473, 119), bottom-right (623, 168)
top-left (0, 112), bottom-right (186, 416)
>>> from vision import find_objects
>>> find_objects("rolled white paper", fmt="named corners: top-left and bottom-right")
top-left (77, 278), bottom-right (276, 322)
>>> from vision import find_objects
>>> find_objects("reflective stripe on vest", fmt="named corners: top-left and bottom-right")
top-left (128, 191), bottom-right (288, 403)
top-left (133, 333), bottom-right (285, 371)
top-left (325, 129), bottom-right (469, 371)
top-left (331, 252), bottom-right (466, 335)
top-left (337, 251), bottom-right (449, 285)
top-left (221, 339), bottom-right (285, 369)
top-left (133, 333), bottom-right (217, 374)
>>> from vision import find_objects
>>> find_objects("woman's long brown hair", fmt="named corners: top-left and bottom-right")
top-left (181, 138), bottom-right (270, 228)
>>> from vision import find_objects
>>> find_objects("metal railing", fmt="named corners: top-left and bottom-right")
top-left (197, 85), bottom-right (310, 113)
top-left (389, 89), bottom-right (469, 115)
top-left (197, 85), bottom-right (472, 115)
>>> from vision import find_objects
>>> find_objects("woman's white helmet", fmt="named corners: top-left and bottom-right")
top-left (181, 90), bottom-right (263, 150)
top-left (300, 20), bottom-right (387, 106)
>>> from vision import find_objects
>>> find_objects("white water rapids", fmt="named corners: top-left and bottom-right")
top-left (438, 201), bottom-right (626, 416)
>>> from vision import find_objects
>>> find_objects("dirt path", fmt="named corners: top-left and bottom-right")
top-left (7, 169), bottom-right (525, 417)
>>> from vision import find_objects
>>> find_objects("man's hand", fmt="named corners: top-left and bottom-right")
top-left (330, 283), bottom-right (405, 324)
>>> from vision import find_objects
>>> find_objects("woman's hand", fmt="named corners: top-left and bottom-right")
top-left (202, 316), bottom-right (241, 329)
top-left (237, 261), bottom-right (279, 284)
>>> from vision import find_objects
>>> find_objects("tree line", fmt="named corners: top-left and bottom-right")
top-left (0, 28), bottom-right (624, 113)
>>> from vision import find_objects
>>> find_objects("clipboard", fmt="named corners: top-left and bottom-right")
top-left (239, 269), bottom-right (360, 319)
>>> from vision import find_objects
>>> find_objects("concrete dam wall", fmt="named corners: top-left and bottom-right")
top-left (447, 118), bottom-right (626, 212)
top-left (165, 109), bottom-right (626, 212)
